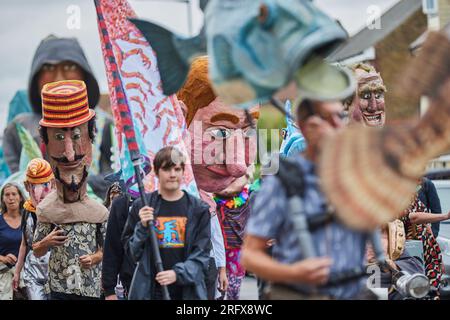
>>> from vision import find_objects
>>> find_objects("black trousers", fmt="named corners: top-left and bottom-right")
top-left (257, 246), bottom-right (273, 299)
top-left (205, 257), bottom-right (218, 300)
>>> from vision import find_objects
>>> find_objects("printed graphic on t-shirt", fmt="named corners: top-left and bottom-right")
top-left (154, 217), bottom-right (187, 248)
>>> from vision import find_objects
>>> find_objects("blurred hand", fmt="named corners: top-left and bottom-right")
top-left (79, 255), bottom-right (94, 269)
top-left (303, 116), bottom-right (334, 150)
top-left (155, 270), bottom-right (177, 286)
top-left (43, 228), bottom-right (68, 247)
top-left (0, 253), bottom-right (17, 265)
top-left (289, 257), bottom-right (333, 285)
top-left (12, 272), bottom-right (20, 291)
top-left (367, 229), bottom-right (389, 263)
top-left (139, 206), bottom-right (154, 228)
top-left (217, 267), bottom-right (228, 293)
top-left (266, 239), bottom-right (276, 247)
top-left (105, 294), bottom-right (118, 300)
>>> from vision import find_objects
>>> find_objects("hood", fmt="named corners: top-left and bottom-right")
top-left (28, 35), bottom-right (100, 114)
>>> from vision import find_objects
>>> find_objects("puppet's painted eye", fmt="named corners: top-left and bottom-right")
top-left (72, 128), bottom-right (81, 140)
top-left (55, 133), bottom-right (65, 140)
top-left (361, 92), bottom-right (371, 100)
top-left (243, 128), bottom-right (257, 138)
top-left (210, 128), bottom-right (231, 139)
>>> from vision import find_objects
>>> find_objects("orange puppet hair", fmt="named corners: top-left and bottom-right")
top-left (177, 56), bottom-right (217, 126)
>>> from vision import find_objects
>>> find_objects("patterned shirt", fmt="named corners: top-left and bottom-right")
top-left (247, 156), bottom-right (368, 299)
top-left (33, 221), bottom-right (106, 298)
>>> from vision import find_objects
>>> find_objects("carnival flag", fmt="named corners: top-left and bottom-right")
top-left (95, 0), bottom-right (198, 300)
top-left (94, 0), bottom-right (197, 197)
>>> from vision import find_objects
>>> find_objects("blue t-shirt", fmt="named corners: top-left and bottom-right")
top-left (0, 213), bottom-right (22, 262)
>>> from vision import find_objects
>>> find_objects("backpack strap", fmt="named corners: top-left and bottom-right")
top-left (276, 157), bottom-right (305, 198)
top-left (276, 158), bottom-right (316, 258)
top-left (96, 222), bottom-right (104, 249)
top-left (276, 157), bottom-right (336, 229)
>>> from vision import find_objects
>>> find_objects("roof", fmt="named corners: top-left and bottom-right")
top-left (425, 168), bottom-right (450, 180)
top-left (410, 22), bottom-right (450, 53)
top-left (327, 0), bottom-right (422, 62)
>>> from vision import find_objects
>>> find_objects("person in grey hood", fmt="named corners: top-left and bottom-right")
top-left (3, 35), bottom-right (113, 198)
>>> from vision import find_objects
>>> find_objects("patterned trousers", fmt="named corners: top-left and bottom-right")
top-left (225, 248), bottom-right (245, 300)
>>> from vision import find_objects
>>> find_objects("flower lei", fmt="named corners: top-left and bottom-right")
top-left (214, 186), bottom-right (250, 209)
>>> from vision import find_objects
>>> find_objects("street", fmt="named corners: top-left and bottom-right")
top-left (239, 276), bottom-right (258, 300)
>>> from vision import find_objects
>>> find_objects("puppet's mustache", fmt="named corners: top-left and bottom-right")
top-left (51, 154), bottom-right (85, 163)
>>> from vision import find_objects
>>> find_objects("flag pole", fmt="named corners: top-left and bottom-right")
top-left (94, 0), bottom-right (170, 300)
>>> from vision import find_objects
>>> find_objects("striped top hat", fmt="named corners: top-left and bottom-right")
top-left (40, 80), bottom-right (95, 128)
top-left (25, 158), bottom-right (54, 184)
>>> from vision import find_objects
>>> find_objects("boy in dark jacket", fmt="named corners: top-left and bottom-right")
top-left (122, 146), bottom-right (211, 300)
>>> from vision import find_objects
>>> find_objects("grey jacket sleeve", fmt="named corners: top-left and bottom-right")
top-left (210, 214), bottom-right (226, 268)
top-left (173, 207), bottom-right (211, 285)
top-left (3, 121), bottom-right (21, 173)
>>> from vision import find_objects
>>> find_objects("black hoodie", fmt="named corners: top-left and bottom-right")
top-left (2, 35), bottom-right (112, 198)
top-left (102, 194), bottom-right (136, 296)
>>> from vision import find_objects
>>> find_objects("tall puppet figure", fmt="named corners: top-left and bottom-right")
top-left (177, 56), bottom-right (260, 300)
top-left (32, 80), bottom-right (108, 300)
top-left (345, 64), bottom-right (444, 299)
top-left (345, 63), bottom-right (387, 128)
top-left (13, 158), bottom-right (55, 300)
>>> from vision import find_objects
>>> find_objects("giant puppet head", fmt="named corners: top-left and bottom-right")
top-left (177, 56), bottom-right (260, 193)
top-left (39, 80), bottom-right (95, 203)
top-left (345, 63), bottom-right (387, 127)
top-left (23, 158), bottom-right (55, 211)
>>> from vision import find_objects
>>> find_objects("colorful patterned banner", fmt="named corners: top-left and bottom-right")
top-left (94, 0), bottom-right (197, 196)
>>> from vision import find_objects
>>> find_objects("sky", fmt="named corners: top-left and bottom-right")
top-left (0, 0), bottom-right (400, 133)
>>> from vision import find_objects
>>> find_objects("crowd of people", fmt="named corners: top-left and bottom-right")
top-left (0, 31), bottom-right (448, 301)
